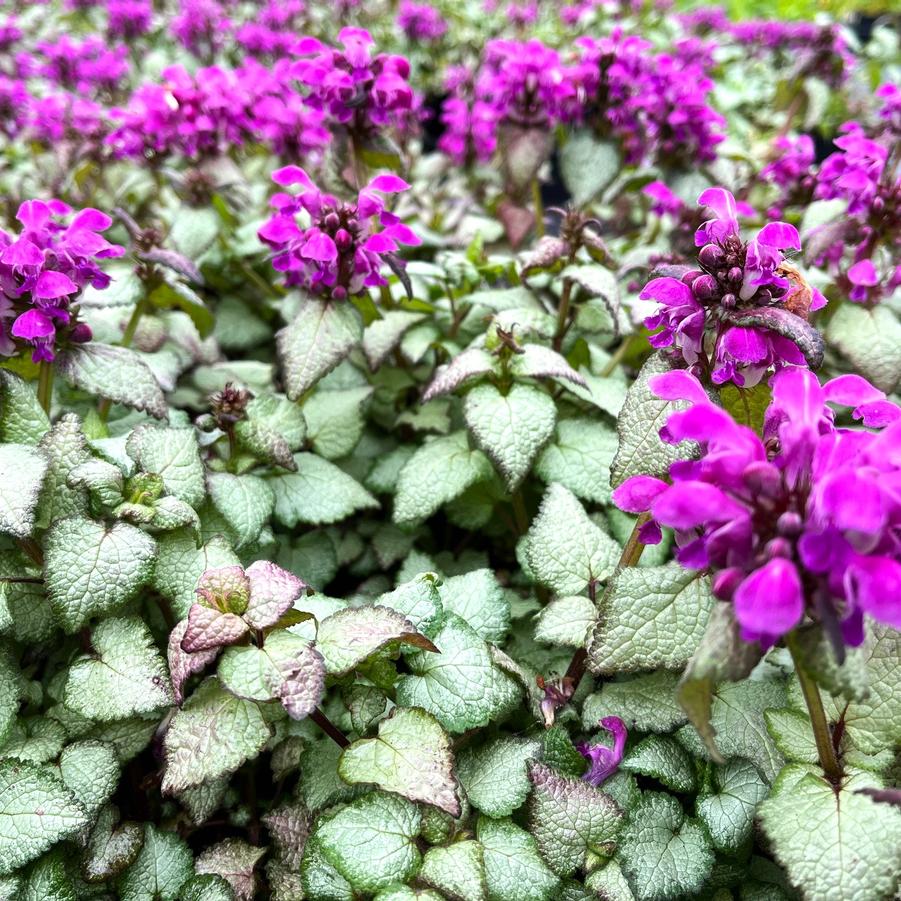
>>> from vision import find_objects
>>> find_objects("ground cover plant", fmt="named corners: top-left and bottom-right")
top-left (0, 0), bottom-right (899, 898)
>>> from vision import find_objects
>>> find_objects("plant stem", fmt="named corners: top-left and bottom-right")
top-left (599, 337), bottom-right (630, 378)
top-left (787, 635), bottom-right (842, 781)
top-left (310, 707), bottom-right (350, 749)
top-left (511, 489), bottom-right (529, 536)
top-left (37, 360), bottom-right (54, 416)
top-left (98, 298), bottom-right (146, 422)
top-left (531, 178), bottom-right (545, 239)
top-left (553, 277), bottom-right (573, 352)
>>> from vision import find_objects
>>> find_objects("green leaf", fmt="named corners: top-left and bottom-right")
top-left (0, 444), bottom-right (47, 538)
top-left (162, 679), bottom-right (271, 794)
top-left (168, 206), bottom-right (219, 259)
top-left (118, 823), bottom-right (193, 901)
top-left (463, 383), bottom-right (556, 490)
top-left (0, 651), bottom-right (19, 748)
top-left (245, 393), bottom-right (306, 450)
top-left (759, 765), bottom-right (901, 901)
top-left (65, 617), bottom-right (172, 720)
top-left (621, 735), bottom-right (695, 793)
top-left (396, 614), bottom-right (521, 733)
top-left (423, 348), bottom-right (496, 402)
top-left (34, 414), bottom-right (90, 526)
top-left (697, 758), bottom-right (768, 852)
top-left (718, 383), bottom-right (771, 434)
top-left (45, 517), bottom-right (157, 633)
top-left (0, 371), bottom-right (49, 445)
top-left (559, 130), bottom-right (620, 205)
top-left (535, 596), bottom-right (596, 648)
top-left (277, 296), bottom-right (363, 400)
top-left (584, 861), bottom-right (635, 901)
top-left (178, 875), bottom-right (235, 901)
top-left (304, 386), bottom-right (372, 460)
top-left (148, 281), bottom-right (213, 338)
top-left (583, 671), bottom-right (685, 734)
top-left (527, 762), bottom-right (623, 878)
top-left (508, 345), bottom-right (586, 389)
top-left (618, 792), bottom-right (714, 901)
top-left (217, 631), bottom-right (324, 720)
top-left (300, 835), bottom-right (354, 901)
top-left (524, 484), bottom-right (620, 595)
top-left (478, 816), bottom-right (559, 901)
top-left (195, 838), bottom-right (265, 901)
top-left (393, 431), bottom-right (492, 526)
top-left (316, 792), bottom-right (422, 894)
top-left (588, 565), bottom-right (714, 674)
top-left (126, 426), bottom-right (206, 507)
top-left (59, 740), bottom-right (120, 819)
top-left (316, 605), bottom-right (435, 676)
top-left (376, 574), bottom-right (445, 638)
top-left (339, 707), bottom-right (461, 816)
top-left (420, 841), bottom-right (487, 901)
top-left (437, 569), bottom-right (509, 643)
top-left (764, 708), bottom-right (818, 764)
top-left (541, 726), bottom-right (588, 778)
top-left (20, 848), bottom-right (76, 901)
top-left (1, 717), bottom-right (65, 764)
top-left (826, 302), bottom-right (901, 394)
top-left (535, 419), bottom-right (618, 505)
top-left (82, 805), bottom-right (143, 883)
top-left (56, 344), bottom-right (167, 419)
top-left (0, 760), bottom-right (88, 876)
top-left (610, 353), bottom-right (696, 488)
top-left (458, 735), bottom-right (541, 818)
top-left (363, 310), bottom-right (426, 370)
top-left (207, 472), bottom-right (273, 549)
top-left (269, 453), bottom-right (378, 527)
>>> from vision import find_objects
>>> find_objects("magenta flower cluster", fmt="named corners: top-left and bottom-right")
top-left (257, 167), bottom-right (420, 301)
top-left (397, 1), bottom-right (447, 43)
top-left (641, 188), bottom-right (824, 387)
top-left (615, 366), bottom-right (901, 649)
top-left (0, 200), bottom-right (123, 362)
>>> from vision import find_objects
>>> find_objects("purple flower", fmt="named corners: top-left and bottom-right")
top-left (258, 167), bottom-right (420, 300)
top-left (641, 187), bottom-right (824, 387)
top-left (577, 717), bottom-right (627, 786)
top-left (106, 0), bottom-right (153, 40)
top-left (397, 2), bottom-right (447, 42)
top-left (614, 367), bottom-right (901, 651)
top-left (171, 0), bottom-right (231, 60)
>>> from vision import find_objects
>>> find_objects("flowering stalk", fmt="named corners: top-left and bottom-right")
top-left (37, 359), bottom-right (53, 415)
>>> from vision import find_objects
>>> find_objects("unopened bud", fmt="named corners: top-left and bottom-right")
top-left (698, 243), bottom-right (725, 269)
top-left (69, 322), bottom-right (92, 343)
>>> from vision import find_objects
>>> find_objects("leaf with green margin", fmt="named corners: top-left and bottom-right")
top-left (298, 739), bottom-right (357, 813)
top-left (764, 708), bottom-right (818, 764)
top-left (0, 371), bottom-right (49, 444)
top-left (153, 530), bottom-right (240, 620)
top-left (527, 762), bottom-right (623, 877)
top-left (315, 792), bottom-right (421, 894)
top-left (195, 838), bottom-right (265, 901)
top-left (457, 736), bottom-right (541, 818)
top-left (396, 614), bottom-right (521, 733)
top-left (792, 623), bottom-right (869, 702)
top-left (59, 740), bottom-right (120, 819)
top-left (277, 296), bottom-right (362, 400)
top-left (420, 840), bottom-right (487, 901)
top-left (206, 472), bottom-right (273, 549)
top-left (245, 393), bottom-right (306, 449)
top-left (393, 431), bottom-right (492, 526)
top-left (20, 848), bottom-right (75, 901)
top-left (34, 414), bottom-right (90, 526)
top-left (56, 343), bottom-right (167, 419)
top-left (316, 605), bottom-right (436, 676)
top-left (1, 717), bottom-right (66, 763)
top-left (621, 735), bottom-right (695, 793)
top-left (300, 834), bottom-right (354, 901)
top-left (339, 707), bottom-right (461, 816)
top-left (535, 596), bottom-right (596, 648)
top-left (437, 569), bottom-right (509, 643)
top-left (826, 302), bottom-right (901, 394)
top-left (759, 765), bottom-right (901, 901)
top-left (45, 517), bottom-right (157, 633)
top-left (463, 383), bottom-right (556, 490)
top-left (0, 649), bottom-right (19, 748)
top-left (0, 444), bottom-right (47, 538)
top-left (118, 823), bottom-right (193, 901)
top-left (64, 617), bottom-right (173, 720)
top-left (822, 624), bottom-right (901, 756)
top-left (588, 564), bottom-right (714, 674)
top-left (541, 726), bottom-right (587, 778)
top-left (535, 419), bottom-right (618, 505)
top-left (376, 574), bottom-right (444, 638)
top-left (178, 874), bottom-right (235, 901)
top-left (161, 679), bottom-right (271, 794)
top-left (304, 386), bottom-right (372, 460)
top-left (82, 805), bottom-right (143, 883)
top-left (679, 679), bottom-right (786, 782)
top-left (217, 630), bottom-right (325, 720)
top-left (0, 760), bottom-right (89, 876)
top-left (422, 348), bottom-right (497, 402)
top-left (525, 484), bottom-right (620, 595)
top-left (583, 671), bottom-right (685, 734)
top-left (610, 353), bottom-right (696, 488)
top-left (372, 888), bottom-right (443, 901)
top-left (618, 792), bottom-right (714, 901)
top-left (126, 426), bottom-right (206, 507)
top-left (478, 816), bottom-right (559, 901)
top-left (697, 758), bottom-right (768, 852)
top-left (268, 453), bottom-right (378, 527)
top-left (559, 130), bottom-right (620, 205)
top-left (584, 860), bottom-right (635, 901)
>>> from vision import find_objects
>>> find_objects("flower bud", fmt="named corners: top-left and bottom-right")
top-left (728, 266), bottom-right (744, 284)
top-left (777, 511), bottom-right (803, 537)
top-left (742, 460), bottom-right (782, 497)
top-left (720, 293), bottom-right (736, 308)
top-left (765, 537), bottom-right (792, 559)
top-left (69, 322), bottom-right (92, 343)
top-left (334, 228), bottom-right (353, 250)
top-left (324, 212), bottom-right (340, 230)
top-left (681, 269), bottom-right (703, 286)
top-left (332, 285), bottom-right (348, 301)
top-left (698, 243), bottom-right (725, 269)
top-left (691, 274), bottom-right (718, 300)
top-left (712, 567), bottom-right (743, 600)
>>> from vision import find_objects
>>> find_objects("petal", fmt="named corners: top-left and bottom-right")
top-left (720, 326), bottom-right (769, 363)
top-left (300, 230), bottom-right (338, 262)
top-left (366, 173), bottom-right (410, 193)
top-left (272, 165), bottom-right (314, 188)
top-left (33, 270), bottom-right (78, 299)
top-left (69, 208), bottom-right (112, 231)
top-left (651, 481), bottom-right (745, 529)
top-left (733, 559), bottom-right (804, 638)
top-left (639, 276), bottom-right (694, 307)
top-left (845, 557), bottom-right (901, 628)
top-left (612, 475), bottom-right (669, 513)
top-left (821, 471), bottom-right (886, 533)
top-left (823, 373), bottom-right (884, 409)
top-left (363, 232), bottom-right (398, 253)
top-left (756, 221), bottom-right (800, 250)
top-left (647, 370), bottom-right (709, 404)
top-left (11, 308), bottom-right (55, 340)
top-left (697, 187), bottom-right (738, 221)
top-left (848, 259), bottom-right (878, 287)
